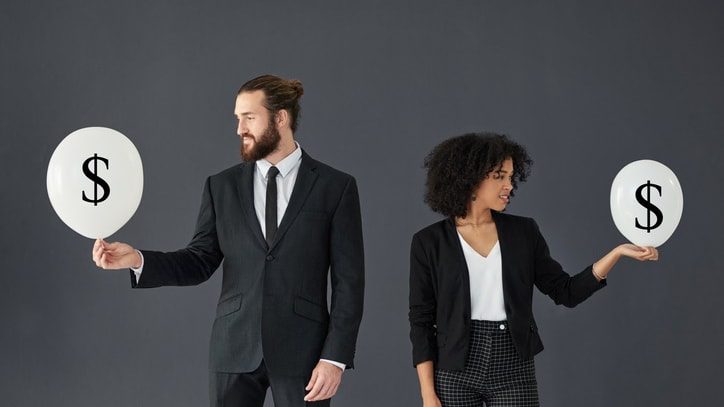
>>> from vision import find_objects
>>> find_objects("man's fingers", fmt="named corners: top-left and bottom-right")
top-left (304, 374), bottom-right (325, 401)
top-left (94, 240), bottom-right (134, 269)
top-left (322, 381), bottom-right (337, 400)
top-left (93, 240), bottom-right (104, 263)
top-left (95, 245), bottom-right (114, 267)
top-left (94, 247), bottom-right (104, 266)
top-left (317, 381), bottom-right (333, 400)
top-left (307, 373), bottom-right (342, 401)
top-left (305, 379), bottom-right (324, 401)
top-left (103, 243), bottom-right (119, 254)
top-left (322, 378), bottom-right (342, 401)
top-left (102, 252), bottom-right (119, 269)
top-left (305, 370), bottom-right (318, 391)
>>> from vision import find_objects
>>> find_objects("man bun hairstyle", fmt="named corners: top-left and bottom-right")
top-left (238, 74), bottom-right (304, 132)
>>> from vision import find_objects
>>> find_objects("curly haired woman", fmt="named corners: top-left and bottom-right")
top-left (409, 133), bottom-right (659, 406)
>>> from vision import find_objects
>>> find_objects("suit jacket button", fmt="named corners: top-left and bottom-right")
top-left (266, 255), bottom-right (274, 261)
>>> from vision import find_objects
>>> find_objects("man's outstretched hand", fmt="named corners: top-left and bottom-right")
top-left (92, 239), bottom-right (141, 270)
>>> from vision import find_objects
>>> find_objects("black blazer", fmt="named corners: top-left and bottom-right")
top-left (409, 210), bottom-right (606, 370)
top-left (131, 150), bottom-right (365, 376)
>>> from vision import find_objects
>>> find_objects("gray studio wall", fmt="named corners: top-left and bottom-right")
top-left (2, 1), bottom-right (723, 406)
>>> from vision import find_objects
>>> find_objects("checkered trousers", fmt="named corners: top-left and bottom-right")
top-left (434, 320), bottom-right (539, 406)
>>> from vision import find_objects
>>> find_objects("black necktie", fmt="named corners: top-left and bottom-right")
top-left (265, 166), bottom-right (280, 247)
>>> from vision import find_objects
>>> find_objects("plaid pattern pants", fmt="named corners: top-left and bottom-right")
top-left (434, 320), bottom-right (539, 406)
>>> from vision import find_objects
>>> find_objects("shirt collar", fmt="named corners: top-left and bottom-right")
top-left (255, 141), bottom-right (303, 179)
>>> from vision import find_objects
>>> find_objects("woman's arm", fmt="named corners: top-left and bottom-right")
top-left (532, 218), bottom-right (660, 306)
top-left (409, 234), bottom-right (441, 406)
top-left (416, 361), bottom-right (441, 407)
top-left (532, 219), bottom-right (607, 307)
top-left (409, 234), bottom-right (438, 365)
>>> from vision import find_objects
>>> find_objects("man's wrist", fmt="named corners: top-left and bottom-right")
top-left (319, 359), bottom-right (345, 371)
top-left (132, 250), bottom-right (143, 269)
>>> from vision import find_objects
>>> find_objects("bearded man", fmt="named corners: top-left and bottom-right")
top-left (92, 74), bottom-right (365, 407)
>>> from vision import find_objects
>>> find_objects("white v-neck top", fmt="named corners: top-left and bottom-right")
top-left (457, 232), bottom-right (507, 321)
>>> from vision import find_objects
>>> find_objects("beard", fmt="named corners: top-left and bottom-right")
top-left (240, 117), bottom-right (282, 162)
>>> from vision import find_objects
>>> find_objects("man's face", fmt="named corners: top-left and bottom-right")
top-left (235, 90), bottom-right (281, 161)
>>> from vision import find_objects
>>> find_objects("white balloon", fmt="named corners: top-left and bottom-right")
top-left (610, 159), bottom-right (683, 247)
top-left (47, 127), bottom-right (143, 239)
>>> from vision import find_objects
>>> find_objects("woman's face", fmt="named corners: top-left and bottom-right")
top-left (472, 157), bottom-right (514, 212)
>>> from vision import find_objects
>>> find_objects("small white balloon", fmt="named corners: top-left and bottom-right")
top-left (47, 127), bottom-right (143, 239)
top-left (610, 159), bottom-right (683, 247)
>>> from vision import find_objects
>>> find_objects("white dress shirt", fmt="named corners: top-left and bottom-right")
top-left (252, 142), bottom-right (303, 238)
top-left (457, 232), bottom-right (507, 321)
top-left (133, 142), bottom-right (345, 370)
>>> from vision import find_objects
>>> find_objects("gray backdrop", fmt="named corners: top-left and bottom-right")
top-left (2, 1), bottom-right (723, 406)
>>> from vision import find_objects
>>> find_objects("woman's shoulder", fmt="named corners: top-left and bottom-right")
top-left (493, 210), bottom-right (536, 226)
top-left (493, 211), bottom-right (541, 238)
top-left (412, 218), bottom-right (450, 240)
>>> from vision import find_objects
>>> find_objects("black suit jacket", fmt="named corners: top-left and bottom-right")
top-left (131, 150), bottom-right (365, 376)
top-left (409, 210), bottom-right (606, 370)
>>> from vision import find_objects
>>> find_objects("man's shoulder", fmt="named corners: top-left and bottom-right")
top-left (209, 163), bottom-right (246, 180)
top-left (304, 152), bottom-right (355, 184)
top-left (203, 163), bottom-right (246, 190)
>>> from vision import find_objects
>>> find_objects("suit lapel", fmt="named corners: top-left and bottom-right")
top-left (235, 162), bottom-right (266, 248)
top-left (267, 150), bottom-right (319, 252)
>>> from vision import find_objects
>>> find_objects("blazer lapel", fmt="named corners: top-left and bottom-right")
top-left (445, 217), bottom-right (473, 318)
top-left (235, 161), bottom-right (266, 248)
top-left (267, 150), bottom-right (319, 252)
top-left (492, 210), bottom-right (513, 316)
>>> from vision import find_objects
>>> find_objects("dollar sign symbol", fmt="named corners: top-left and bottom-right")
top-left (634, 180), bottom-right (663, 233)
top-left (82, 153), bottom-right (111, 206)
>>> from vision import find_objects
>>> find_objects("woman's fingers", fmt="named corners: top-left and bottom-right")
top-left (620, 244), bottom-right (657, 261)
top-left (636, 246), bottom-right (659, 261)
top-left (646, 247), bottom-right (659, 261)
top-left (639, 247), bottom-right (652, 260)
top-left (638, 247), bottom-right (651, 260)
